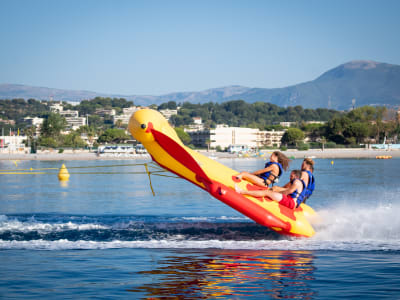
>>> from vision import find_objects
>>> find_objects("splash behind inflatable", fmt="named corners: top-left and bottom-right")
top-left (128, 109), bottom-right (316, 238)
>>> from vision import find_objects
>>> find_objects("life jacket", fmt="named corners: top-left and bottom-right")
top-left (289, 178), bottom-right (307, 207)
top-left (260, 162), bottom-right (283, 185)
top-left (303, 170), bottom-right (315, 200)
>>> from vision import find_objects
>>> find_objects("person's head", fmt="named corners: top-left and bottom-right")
top-left (290, 170), bottom-right (302, 181)
top-left (302, 158), bottom-right (314, 172)
top-left (272, 151), bottom-right (291, 171)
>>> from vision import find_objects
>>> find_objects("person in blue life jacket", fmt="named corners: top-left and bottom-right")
top-left (271, 158), bottom-right (315, 204)
top-left (300, 158), bottom-right (315, 203)
top-left (235, 151), bottom-right (291, 187)
top-left (235, 170), bottom-right (306, 210)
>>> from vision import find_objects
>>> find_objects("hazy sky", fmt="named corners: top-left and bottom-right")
top-left (1, 0), bottom-right (399, 95)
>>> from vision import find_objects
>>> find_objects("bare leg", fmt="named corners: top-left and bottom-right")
top-left (236, 171), bottom-right (267, 187)
top-left (235, 184), bottom-right (283, 202)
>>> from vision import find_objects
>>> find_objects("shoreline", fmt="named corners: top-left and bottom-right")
top-left (0, 148), bottom-right (399, 161)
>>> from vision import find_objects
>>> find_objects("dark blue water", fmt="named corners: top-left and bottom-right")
top-left (1, 158), bottom-right (400, 299)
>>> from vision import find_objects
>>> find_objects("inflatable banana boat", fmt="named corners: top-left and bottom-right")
top-left (128, 109), bottom-right (316, 237)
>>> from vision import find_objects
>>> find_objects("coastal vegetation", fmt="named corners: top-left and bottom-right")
top-left (0, 97), bottom-right (399, 149)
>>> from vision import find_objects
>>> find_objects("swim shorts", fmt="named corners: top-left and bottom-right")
top-left (279, 194), bottom-right (296, 209)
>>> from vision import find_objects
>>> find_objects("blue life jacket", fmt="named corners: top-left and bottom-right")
top-left (289, 178), bottom-right (307, 207)
top-left (260, 162), bottom-right (283, 184)
top-left (303, 170), bottom-right (315, 200)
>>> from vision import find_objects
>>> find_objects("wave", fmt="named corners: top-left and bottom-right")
top-left (1, 239), bottom-right (399, 251)
top-left (313, 202), bottom-right (400, 241)
top-left (1, 202), bottom-right (400, 251)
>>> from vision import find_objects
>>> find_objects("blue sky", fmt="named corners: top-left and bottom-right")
top-left (1, 0), bottom-right (399, 95)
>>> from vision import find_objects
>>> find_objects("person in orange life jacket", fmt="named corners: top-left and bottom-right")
top-left (235, 151), bottom-right (291, 187)
top-left (300, 158), bottom-right (315, 203)
top-left (235, 170), bottom-right (306, 210)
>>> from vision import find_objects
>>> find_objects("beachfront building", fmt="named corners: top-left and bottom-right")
top-left (49, 102), bottom-right (87, 131)
top-left (24, 117), bottom-right (44, 127)
top-left (184, 117), bottom-right (205, 132)
top-left (94, 108), bottom-right (116, 117)
top-left (187, 125), bottom-right (286, 150)
top-left (258, 129), bottom-right (286, 148)
top-left (186, 129), bottom-right (210, 148)
top-left (49, 102), bottom-right (63, 113)
top-left (159, 109), bottom-right (178, 120)
top-left (59, 110), bottom-right (87, 130)
top-left (0, 135), bottom-right (27, 153)
top-left (79, 132), bottom-right (99, 148)
top-left (210, 125), bottom-right (260, 150)
top-left (23, 117), bottom-right (44, 137)
top-left (279, 121), bottom-right (296, 127)
top-left (113, 106), bottom-right (141, 126)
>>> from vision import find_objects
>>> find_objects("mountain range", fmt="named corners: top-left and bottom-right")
top-left (1, 60), bottom-right (399, 110)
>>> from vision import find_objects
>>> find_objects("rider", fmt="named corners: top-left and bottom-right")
top-left (236, 151), bottom-right (290, 187)
top-left (235, 170), bottom-right (306, 209)
top-left (301, 158), bottom-right (315, 203)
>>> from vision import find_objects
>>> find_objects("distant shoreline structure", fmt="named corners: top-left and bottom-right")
top-left (1, 148), bottom-right (399, 161)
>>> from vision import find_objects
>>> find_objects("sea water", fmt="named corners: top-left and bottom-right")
top-left (0, 158), bottom-right (399, 299)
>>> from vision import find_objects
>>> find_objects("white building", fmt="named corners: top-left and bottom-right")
top-left (0, 135), bottom-right (27, 153)
top-left (184, 117), bottom-right (205, 132)
top-left (49, 103), bottom-right (86, 130)
top-left (49, 102), bottom-right (64, 113)
top-left (59, 110), bottom-right (86, 130)
top-left (188, 125), bottom-right (286, 149)
top-left (258, 130), bottom-right (286, 148)
top-left (80, 132), bottom-right (99, 148)
top-left (305, 121), bottom-right (326, 125)
top-left (113, 106), bottom-right (141, 126)
top-left (210, 125), bottom-right (260, 149)
top-left (187, 129), bottom-right (210, 147)
top-left (24, 117), bottom-right (44, 127)
top-left (23, 117), bottom-right (44, 136)
top-left (159, 109), bottom-right (178, 120)
top-left (279, 121), bottom-right (296, 127)
top-left (95, 108), bottom-right (116, 117)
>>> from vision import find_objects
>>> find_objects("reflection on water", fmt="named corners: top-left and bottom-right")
top-left (128, 250), bottom-right (316, 299)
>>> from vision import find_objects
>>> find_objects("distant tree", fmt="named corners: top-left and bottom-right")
top-left (38, 137), bottom-right (58, 148)
top-left (281, 128), bottom-right (305, 146)
top-left (88, 115), bottom-right (104, 128)
top-left (174, 127), bottom-right (191, 145)
top-left (112, 98), bottom-right (133, 108)
top-left (344, 122), bottom-right (369, 144)
top-left (167, 101), bottom-right (177, 109)
top-left (40, 113), bottom-right (67, 138)
top-left (62, 132), bottom-right (86, 148)
top-left (97, 128), bottom-right (130, 143)
top-left (114, 119), bottom-right (123, 128)
top-left (77, 125), bottom-right (97, 148)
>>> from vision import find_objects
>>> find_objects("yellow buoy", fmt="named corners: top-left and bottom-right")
top-left (58, 164), bottom-right (70, 181)
top-left (331, 160), bottom-right (334, 165)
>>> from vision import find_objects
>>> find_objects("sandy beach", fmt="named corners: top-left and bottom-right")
top-left (0, 148), bottom-right (399, 161)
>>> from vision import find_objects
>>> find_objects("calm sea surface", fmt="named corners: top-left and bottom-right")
top-left (0, 157), bottom-right (399, 299)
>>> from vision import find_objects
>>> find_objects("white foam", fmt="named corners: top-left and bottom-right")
top-left (0, 215), bottom-right (108, 233)
top-left (1, 238), bottom-right (399, 251)
top-left (313, 202), bottom-right (400, 241)
top-left (180, 216), bottom-right (248, 221)
top-left (2, 200), bottom-right (400, 251)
